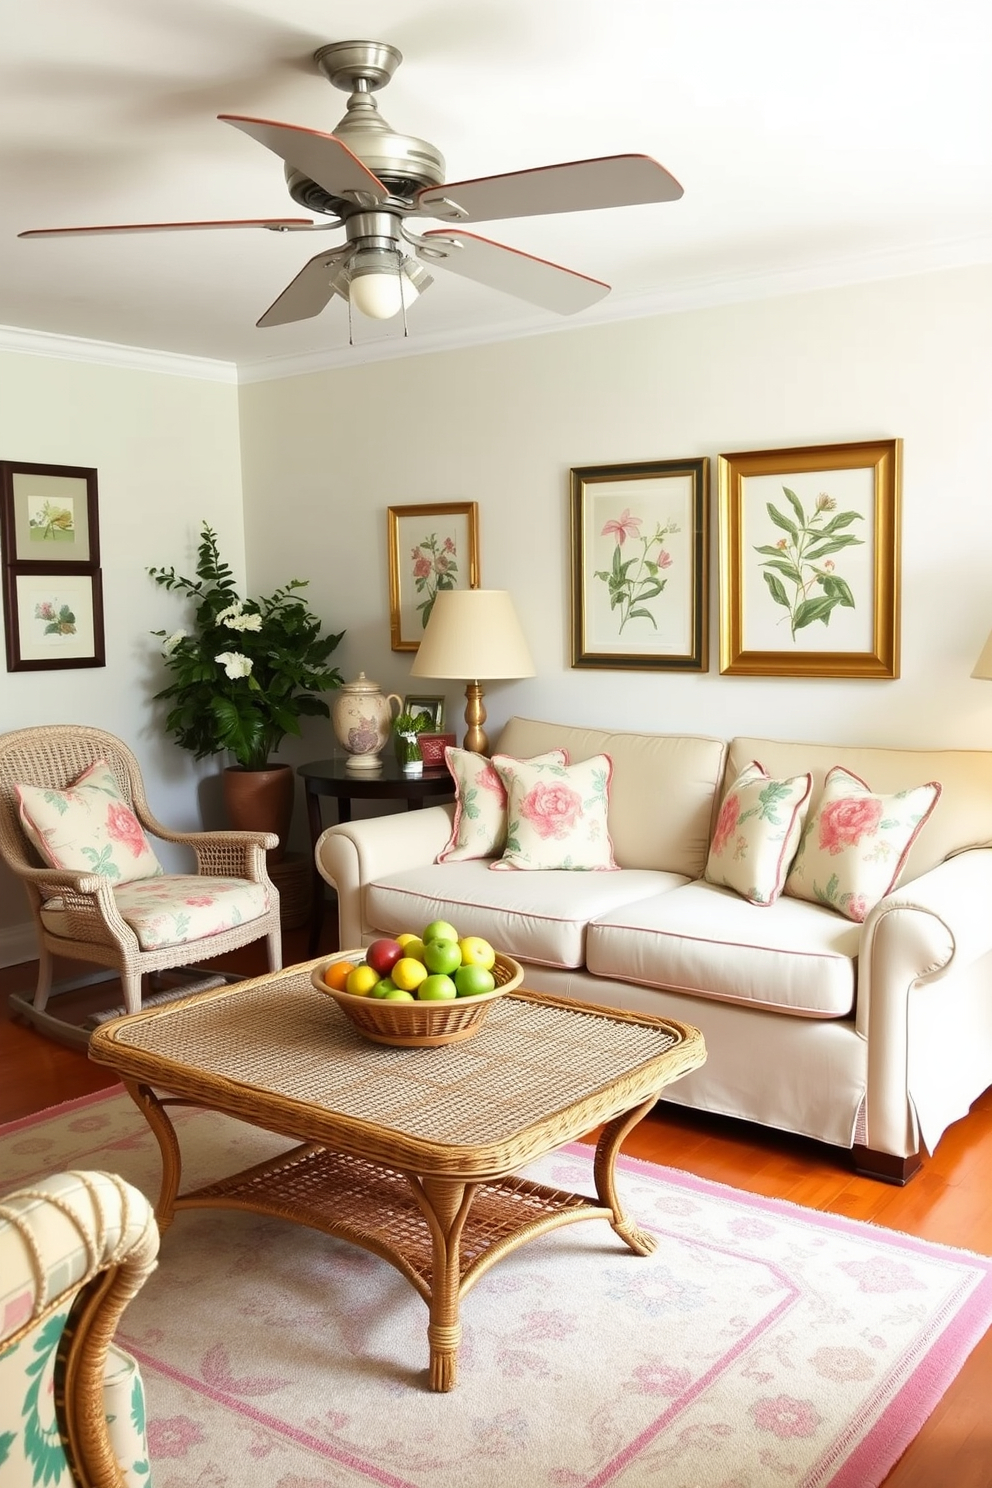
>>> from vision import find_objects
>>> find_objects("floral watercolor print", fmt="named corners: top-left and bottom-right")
top-left (13, 573), bottom-right (97, 662)
top-left (410, 531), bottom-right (458, 629)
top-left (584, 476), bottom-right (695, 656)
top-left (34, 598), bottom-right (77, 636)
top-left (741, 467), bottom-right (876, 653)
top-left (28, 494), bottom-right (75, 544)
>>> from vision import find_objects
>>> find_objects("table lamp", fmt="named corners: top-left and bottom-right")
top-left (972, 628), bottom-right (992, 680)
top-left (410, 588), bottom-right (535, 755)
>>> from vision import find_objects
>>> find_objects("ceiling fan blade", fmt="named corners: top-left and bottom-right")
top-left (18, 218), bottom-right (318, 239)
top-left (416, 154), bottom-right (683, 224)
top-left (256, 246), bottom-right (351, 328)
top-left (220, 114), bottom-right (388, 207)
top-left (416, 230), bottom-right (609, 315)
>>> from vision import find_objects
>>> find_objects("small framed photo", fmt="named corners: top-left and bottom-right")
top-left (718, 438), bottom-right (902, 678)
top-left (570, 457), bottom-right (709, 670)
top-left (3, 569), bottom-right (106, 670)
top-left (404, 695), bottom-right (446, 731)
top-left (388, 502), bottom-right (480, 651)
top-left (0, 460), bottom-right (100, 566)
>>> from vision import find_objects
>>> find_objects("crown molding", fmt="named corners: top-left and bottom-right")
top-left (0, 323), bottom-right (237, 382)
top-left (236, 231), bottom-right (992, 383)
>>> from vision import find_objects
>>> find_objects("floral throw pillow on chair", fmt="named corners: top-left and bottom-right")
top-left (16, 759), bottom-right (164, 884)
top-left (784, 765), bottom-right (941, 922)
top-left (489, 753), bottom-right (617, 871)
top-left (704, 761), bottom-right (813, 905)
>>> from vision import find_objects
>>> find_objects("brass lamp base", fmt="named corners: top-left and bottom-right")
top-left (462, 680), bottom-right (489, 755)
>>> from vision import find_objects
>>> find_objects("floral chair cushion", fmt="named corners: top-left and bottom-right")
top-left (15, 759), bottom-right (163, 885)
top-left (40, 875), bottom-right (270, 951)
top-left (704, 760), bottom-right (813, 906)
top-left (489, 753), bottom-right (618, 871)
top-left (436, 747), bottom-right (569, 862)
top-left (784, 766), bottom-right (942, 922)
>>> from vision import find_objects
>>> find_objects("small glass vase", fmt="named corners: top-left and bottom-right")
top-left (394, 729), bottom-right (423, 774)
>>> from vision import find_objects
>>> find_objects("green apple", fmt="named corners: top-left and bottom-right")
top-left (371, 977), bottom-right (397, 999)
top-left (454, 964), bottom-right (496, 998)
top-left (423, 919), bottom-right (459, 944)
top-left (422, 937), bottom-right (462, 975)
top-left (397, 935), bottom-right (426, 963)
top-left (418, 973), bottom-right (457, 1001)
top-left (457, 935), bottom-right (496, 970)
top-left (383, 987), bottom-right (416, 1002)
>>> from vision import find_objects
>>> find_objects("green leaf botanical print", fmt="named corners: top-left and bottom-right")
top-left (81, 844), bottom-right (121, 880)
top-left (410, 532), bottom-right (458, 629)
top-left (23, 1313), bottom-right (69, 1486)
top-left (754, 487), bottom-right (864, 642)
top-left (595, 508), bottom-right (680, 635)
top-left (0, 1431), bottom-right (15, 1467)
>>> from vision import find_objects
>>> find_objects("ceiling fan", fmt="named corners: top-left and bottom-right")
top-left (19, 39), bottom-right (684, 335)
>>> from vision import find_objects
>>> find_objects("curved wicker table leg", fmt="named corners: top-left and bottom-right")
top-left (123, 1079), bottom-right (183, 1234)
top-left (592, 1097), bottom-right (659, 1256)
top-left (411, 1176), bottom-right (474, 1392)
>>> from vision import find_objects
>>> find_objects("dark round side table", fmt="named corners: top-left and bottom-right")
top-left (298, 756), bottom-right (455, 954)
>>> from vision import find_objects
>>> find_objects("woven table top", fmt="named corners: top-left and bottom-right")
top-left (90, 961), bottom-right (706, 1176)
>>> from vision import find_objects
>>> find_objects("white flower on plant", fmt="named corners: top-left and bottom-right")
top-left (216, 602), bottom-right (244, 624)
top-left (215, 651), bottom-right (253, 679)
top-left (223, 610), bottom-right (263, 632)
top-left (162, 629), bottom-right (187, 655)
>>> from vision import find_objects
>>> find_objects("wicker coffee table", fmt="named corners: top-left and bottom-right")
top-left (89, 961), bottom-right (706, 1391)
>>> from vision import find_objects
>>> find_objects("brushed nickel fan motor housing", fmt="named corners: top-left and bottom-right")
top-left (288, 40), bottom-right (446, 220)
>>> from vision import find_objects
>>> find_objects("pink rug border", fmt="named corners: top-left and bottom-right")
top-left (6, 1089), bottom-right (991, 1488)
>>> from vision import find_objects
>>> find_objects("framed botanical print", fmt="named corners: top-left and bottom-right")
top-left (718, 439), bottom-right (901, 677)
top-left (570, 457), bottom-right (709, 670)
top-left (4, 569), bottom-right (106, 670)
top-left (0, 461), bottom-right (100, 566)
top-left (388, 502), bottom-right (480, 651)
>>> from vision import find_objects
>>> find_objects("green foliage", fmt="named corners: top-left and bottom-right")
top-left (149, 524), bottom-right (345, 770)
top-left (754, 487), bottom-right (864, 642)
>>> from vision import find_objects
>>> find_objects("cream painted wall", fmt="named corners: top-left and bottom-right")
top-left (238, 264), bottom-right (992, 775)
top-left (0, 350), bottom-right (245, 961)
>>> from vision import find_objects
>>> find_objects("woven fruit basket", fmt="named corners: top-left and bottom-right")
top-left (311, 949), bottom-right (524, 1048)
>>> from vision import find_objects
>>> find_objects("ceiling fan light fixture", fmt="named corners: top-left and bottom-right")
top-left (346, 247), bottom-right (431, 320)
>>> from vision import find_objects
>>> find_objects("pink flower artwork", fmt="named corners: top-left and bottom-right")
top-left (600, 508), bottom-right (642, 544)
top-left (106, 801), bottom-right (147, 857)
top-left (818, 795), bottom-right (883, 854)
top-left (751, 1394), bottom-right (822, 1439)
top-left (476, 762), bottom-right (506, 798)
top-left (711, 792), bottom-right (740, 856)
top-left (519, 781), bottom-right (582, 840)
top-left (147, 1415), bottom-right (208, 1458)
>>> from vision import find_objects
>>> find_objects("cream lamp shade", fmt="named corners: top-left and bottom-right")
top-left (972, 628), bottom-right (992, 680)
top-left (410, 588), bottom-right (535, 755)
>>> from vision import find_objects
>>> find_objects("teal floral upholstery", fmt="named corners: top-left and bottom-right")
top-left (0, 1170), bottom-right (159, 1486)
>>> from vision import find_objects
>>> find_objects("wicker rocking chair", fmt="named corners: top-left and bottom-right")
top-left (0, 724), bottom-right (282, 1038)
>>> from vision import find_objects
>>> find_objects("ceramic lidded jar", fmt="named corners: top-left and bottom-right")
top-left (331, 672), bottom-right (402, 771)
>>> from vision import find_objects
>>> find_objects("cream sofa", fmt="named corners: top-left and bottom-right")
top-left (316, 717), bottom-right (992, 1182)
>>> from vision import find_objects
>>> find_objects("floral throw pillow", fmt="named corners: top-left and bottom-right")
top-left (704, 761), bottom-right (813, 906)
top-left (436, 747), bottom-right (569, 862)
top-left (489, 753), bottom-right (617, 872)
top-left (16, 759), bottom-right (164, 885)
top-left (784, 766), bottom-right (941, 922)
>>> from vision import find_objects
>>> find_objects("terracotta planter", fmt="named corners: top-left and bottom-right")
top-left (221, 764), bottom-right (295, 864)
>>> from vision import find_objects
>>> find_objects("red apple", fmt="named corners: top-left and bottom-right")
top-left (365, 938), bottom-right (404, 977)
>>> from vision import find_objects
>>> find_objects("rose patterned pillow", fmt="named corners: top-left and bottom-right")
top-left (16, 759), bottom-right (164, 885)
top-left (436, 747), bottom-right (569, 862)
top-left (489, 753), bottom-right (617, 872)
top-left (704, 761), bottom-right (813, 906)
top-left (783, 766), bottom-right (941, 922)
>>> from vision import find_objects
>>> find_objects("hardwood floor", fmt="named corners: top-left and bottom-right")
top-left (2, 914), bottom-right (990, 1486)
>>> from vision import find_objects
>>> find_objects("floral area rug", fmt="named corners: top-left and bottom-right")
top-left (3, 1089), bottom-right (991, 1488)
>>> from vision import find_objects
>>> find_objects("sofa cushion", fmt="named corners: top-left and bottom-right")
top-left (784, 766), bottom-right (941, 922)
top-left (725, 736), bottom-right (991, 881)
top-left (40, 875), bottom-right (270, 951)
top-left (437, 747), bottom-right (568, 862)
top-left (704, 760), bottom-right (812, 905)
top-left (16, 760), bottom-right (164, 884)
top-left (364, 862), bottom-right (685, 968)
top-left (490, 752), bottom-right (617, 871)
top-left (495, 717), bottom-right (727, 876)
top-left (587, 880), bottom-right (860, 1017)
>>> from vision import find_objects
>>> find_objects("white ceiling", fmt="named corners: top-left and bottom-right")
top-left (2, 0), bottom-right (992, 375)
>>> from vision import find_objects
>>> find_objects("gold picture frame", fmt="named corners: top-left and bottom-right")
top-left (718, 439), bottom-right (902, 678)
top-left (570, 457), bottom-right (709, 671)
top-left (388, 502), bottom-right (480, 652)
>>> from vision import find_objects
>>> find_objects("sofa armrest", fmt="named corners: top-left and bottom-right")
top-left (315, 804), bottom-right (456, 947)
top-left (857, 847), bottom-right (992, 1155)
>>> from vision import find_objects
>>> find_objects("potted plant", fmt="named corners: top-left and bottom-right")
top-left (149, 523), bottom-right (344, 859)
